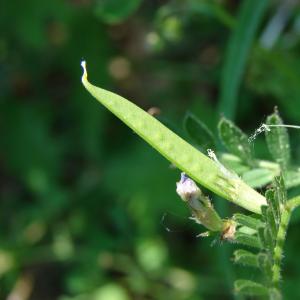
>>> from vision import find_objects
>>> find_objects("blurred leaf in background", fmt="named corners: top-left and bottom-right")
top-left (94, 0), bottom-right (142, 24)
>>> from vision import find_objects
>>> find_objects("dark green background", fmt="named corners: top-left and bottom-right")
top-left (2, 0), bottom-right (300, 299)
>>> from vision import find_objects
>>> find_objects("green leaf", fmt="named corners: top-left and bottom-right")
top-left (263, 226), bottom-right (275, 251)
top-left (260, 205), bottom-right (268, 220)
top-left (258, 226), bottom-right (267, 249)
top-left (233, 249), bottom-right (259, 268)
top-left (274, 175), bottom-right (287, 205)
top-left (235, 232), bottom-right (262, 249)
top-left (266, 189), bottom-right (280, 227)
top-left (234, 213), bottom-right (263, 230)
top-left (218, 0), bottom-right (269, 119)
top-left (234, 279), bottom-right (268, 296)
top-left (183, 112), bottom-right (216, 150)
top-left (258, 210), bottom-right (274, 250)
top-left (94, 0), bottom-right (141, 24)
top-left (285, 169), bottom-right (300, 189)
top-left (238, 226), bottom-right (257, 236)
top-left (258, 253), bottom-right (272, 281)
top-left (188, 1), bottom-right (236, 29)
top-left (262, 194), bottom-right (278, 236)
top-left (218, 117), bottom-right (254, 166)
top-left (81, 61), bottom-right (267, 214)
top-left (266, 208), bottom-right (277, 238)
top-left (265, 112), bottom-right (291, 172)
top-left (220, 153), bottom-right (250, 175)
top-left (242, 168), bottom-right (274, 188)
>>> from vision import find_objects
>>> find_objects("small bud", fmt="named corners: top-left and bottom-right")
top-left (221, 220), bottom-right (236, 241)
top-left (176, 173), bottom-right (224, 232)
top-left (176, 173), bottom-right (201, 202)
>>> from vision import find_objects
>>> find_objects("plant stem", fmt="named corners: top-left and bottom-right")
top-left (272, 205), bottom-right (291, 287)
top-left (287, 195), bottom-right (300, 210)
top-left (271, 196), bottom-right (300, 290)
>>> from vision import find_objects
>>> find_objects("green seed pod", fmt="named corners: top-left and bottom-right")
top-left (81, 61), bottom-right (266, 214)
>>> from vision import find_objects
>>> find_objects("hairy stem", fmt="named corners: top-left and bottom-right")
top-left (269, 196), bottom-right (300, 290)
top-left (287, 195), bottom-right (300, 210)
top-left (272, 205), bottom-right (291, 287)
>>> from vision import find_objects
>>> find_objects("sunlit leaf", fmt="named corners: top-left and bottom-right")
top-left (218, 117), bottom-right (254, 166)
top-left (265, 112), bottom-right (291, 172)
top-left (242, 168), bottom-right (274, 188)
top-left (220, 154), bottom-right (250, 174)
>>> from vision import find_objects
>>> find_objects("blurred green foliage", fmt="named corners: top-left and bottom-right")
top-left (2, 0), bottom-right (300, 299)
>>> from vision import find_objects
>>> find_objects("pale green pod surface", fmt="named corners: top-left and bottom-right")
top-left (81, 61), bottom-right (266, 213)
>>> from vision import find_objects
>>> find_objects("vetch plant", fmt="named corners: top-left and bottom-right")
top-left (81, 61), bottom-right (300, 299)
